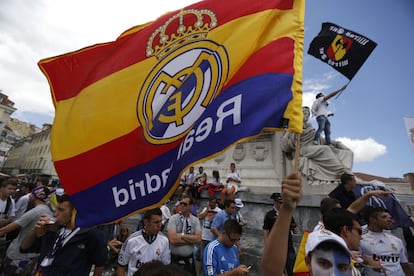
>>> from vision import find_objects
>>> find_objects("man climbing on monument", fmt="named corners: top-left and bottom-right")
top-left (311, 84), bottom-right (347, 145)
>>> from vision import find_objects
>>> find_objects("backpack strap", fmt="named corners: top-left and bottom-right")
top-left (2, 197), bottom-right (11, 217)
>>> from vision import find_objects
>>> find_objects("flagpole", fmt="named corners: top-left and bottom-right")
top-left (294, 133), bottom-right (301, 172)
top-left (335, 80), bottom-right (351, 99)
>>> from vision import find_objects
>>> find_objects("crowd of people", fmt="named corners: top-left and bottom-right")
top-left (262, 172), bottom-right (414, 276)
top-left (177, 163), bottom-right (241, 207)
top-left (0, 160), bottom-right (413, 276)
top-left (0, 175), bottom-right (108, 275)
top-left (113, 163), bottom-right (414, 276)
top-left (0, 163), bottom-right (248, 275)
top-left (124, 168), bottom-right (414, 276)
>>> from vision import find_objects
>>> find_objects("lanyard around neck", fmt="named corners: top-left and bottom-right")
top-left (47, 227), bottom-right (80, 258)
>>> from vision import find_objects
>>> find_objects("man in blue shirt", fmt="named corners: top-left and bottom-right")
top-left (204, 220), bottom-right (249, 276)
top-left (210, 199), bottom-right (236, 239)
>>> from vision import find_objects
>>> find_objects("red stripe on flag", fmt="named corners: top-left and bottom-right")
top-left (55, 129), bottom-right (181, 194)
top-left (223, 37), bottom-right (295, 90)
top-left (40, 0), bottom-right (293, 102)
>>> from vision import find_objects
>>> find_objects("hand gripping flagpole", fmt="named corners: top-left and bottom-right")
top-left (281, 117), bottom-right (301, 173)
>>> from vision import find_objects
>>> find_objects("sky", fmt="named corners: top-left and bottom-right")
top-left (0, 0), bottom-right (413, 178)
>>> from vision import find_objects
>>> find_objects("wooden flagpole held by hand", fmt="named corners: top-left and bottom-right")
top-left (294, 133), bottom-right (301, 172)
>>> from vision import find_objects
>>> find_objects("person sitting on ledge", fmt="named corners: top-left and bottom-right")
top-left (198, 170), bottom-right (224, 199)
top-left (220, 163), bottom-right (241, 206)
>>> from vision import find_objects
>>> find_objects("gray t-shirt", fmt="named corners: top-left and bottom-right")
top-left (7, 204), bottom-right (54, 260)
top-left (14, 194), bottom-right (30, 219)
top-left (167, 213), bottom-right (201, 256)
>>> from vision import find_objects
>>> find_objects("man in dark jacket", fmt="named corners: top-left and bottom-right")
top-left (329, 173), bottom-right (357, 210)
top-left (20, 193), bottom-right (107, 276)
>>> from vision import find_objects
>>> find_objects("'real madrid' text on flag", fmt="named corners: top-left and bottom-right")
top-left (113, 93), bottom-right (242, 208)
top-left (308, 22), bottom-right (377, 80)
top-left (39, 0), bottom-right (304, 227)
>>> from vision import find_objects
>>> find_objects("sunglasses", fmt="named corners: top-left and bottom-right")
top-left (226, 232), bottom-right (240, 243)
top-left (350, 227), bottom-right (362, 235)
top-left (180, 202), bottom-right (189, 206)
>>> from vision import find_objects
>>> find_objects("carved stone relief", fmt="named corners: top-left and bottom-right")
top-left (214, 153), bottom-right (225, 164)
top-left (232, 143), bottom-right (246, 163)
top-left (252, 142), bottom-right (268, 161)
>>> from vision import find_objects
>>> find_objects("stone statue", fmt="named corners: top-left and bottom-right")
top-left (281, 106), bottom-right (353, 184)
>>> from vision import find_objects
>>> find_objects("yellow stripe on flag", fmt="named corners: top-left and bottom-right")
top-left (52, 5), bottom-right (303, 160)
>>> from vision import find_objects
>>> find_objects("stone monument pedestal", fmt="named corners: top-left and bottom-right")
top-left (198, 131), bottom-right (342, 196)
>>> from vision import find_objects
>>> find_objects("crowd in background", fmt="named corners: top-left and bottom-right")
top-left (0, 166), bottom-right (413, 276)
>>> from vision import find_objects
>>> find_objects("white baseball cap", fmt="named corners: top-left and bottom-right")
top-left (234, 198), bottom-right (244, 208)
top-left (305, 229), bottom-right (351, 257)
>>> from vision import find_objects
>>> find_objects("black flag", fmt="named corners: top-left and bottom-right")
top-left (308, 22), bottom-right (377, 80)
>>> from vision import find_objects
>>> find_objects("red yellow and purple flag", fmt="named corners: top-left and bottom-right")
top-left (39, 0), bottom-right (304, 226)
top-left (308, 22), bottom-right (377, 80)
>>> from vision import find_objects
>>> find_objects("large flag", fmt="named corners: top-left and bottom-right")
top-left (39, 0), bottom-right (304, 226)
top-left (403, 116), bottom-right (414, 152)
top-left (308, 22), bottom-right (377, 80)
top-left (353, 182), bottom-right (413, 228)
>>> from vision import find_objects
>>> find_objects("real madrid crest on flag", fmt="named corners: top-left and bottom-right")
top-left (138, 9), bottom-right (229, 145)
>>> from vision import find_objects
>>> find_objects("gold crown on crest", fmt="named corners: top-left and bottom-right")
top-left (146, 9), bottom-right (218, 59)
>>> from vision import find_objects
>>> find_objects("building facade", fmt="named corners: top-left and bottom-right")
top-left (2, 124), bottom-right (57, 181)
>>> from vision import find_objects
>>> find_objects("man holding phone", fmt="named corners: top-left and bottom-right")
top-left (204, 219), bottom-right (249, 275)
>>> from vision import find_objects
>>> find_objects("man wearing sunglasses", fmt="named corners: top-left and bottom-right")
top-left (324, 208), bottom-right (383, 275)
top-left (167, 195), bottom-right (201, 275)
top-left (204, 219), bottom-right (249, 276)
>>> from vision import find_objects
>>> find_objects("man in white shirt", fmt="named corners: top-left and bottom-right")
top-left (198, 198), bottom-right (221, 258)
top-left (0, 178), bottom-right (17, 261)
top-left (176, 167), bottom-right (196, 199)
top-left (117, 208), bottom-right (170, 276)
top-left (220, 163), bottom-right (241, 206)
top-left (360, 206), bottom-right (413, 276)
top-left (192, 166), bottom-right (207, 201)
top-left (311, 85), bottom-right (347, 145)
top-left (160, 202), bottom-right (171, 232)
top-left (0, 179), bottom-right (17, 227)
